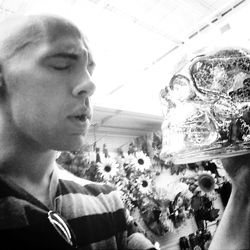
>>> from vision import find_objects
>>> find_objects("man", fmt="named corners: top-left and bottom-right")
top-left (0, 14), bottom-right (155, 249)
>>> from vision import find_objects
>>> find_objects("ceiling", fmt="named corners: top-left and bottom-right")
top-left (0, 0), bottom-right (249, 151)
top-left (86, 106), bottom-right (163, 152)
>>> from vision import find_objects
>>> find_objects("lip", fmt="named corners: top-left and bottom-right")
top-left (67, 116), bottom-right (91, 132)
top-left (66, 106), bottom-right (92, 131)
top-left (68, 111), bottom-right (91, 128)
top-left (70, 108), bottom-right (92, 120)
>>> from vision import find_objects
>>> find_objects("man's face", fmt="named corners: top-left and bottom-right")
top-left (2, 17), bottom-right (96, 151)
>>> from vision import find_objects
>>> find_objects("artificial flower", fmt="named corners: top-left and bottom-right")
top-left (192, 170), bottom-right (219, 199)
top-left (196, 170), bottom-right (218, 187)
top-left (131, 151), bottom-right (151, 172)
top-left (136, 176), bottom-right (152, 194)
top-left (97, 158), bottom-right (119, 181)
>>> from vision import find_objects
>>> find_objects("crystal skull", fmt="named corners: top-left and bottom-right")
top-left (160, 47), bottom-right (250, 164)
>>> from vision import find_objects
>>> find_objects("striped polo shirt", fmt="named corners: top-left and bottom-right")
top-left (0, 165), bottom-right (154, 249)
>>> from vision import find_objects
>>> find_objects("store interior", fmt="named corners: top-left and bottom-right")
top-left (1, 0), bottom-right (249, 249)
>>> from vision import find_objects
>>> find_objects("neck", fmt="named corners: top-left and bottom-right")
top-left (0, 146), bottom-right (58, 207)
top-left (0, 148), bottom-right (57, 181)
top-left (0, 121), bottom-right (60, 206)
top-left (0, 113), bottom-right (58, 177)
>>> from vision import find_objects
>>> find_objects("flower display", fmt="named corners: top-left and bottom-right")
top-left (180, 167), bottom-right (223, 229)
top-left (89, 150), bottom-right (196, 236)
top-left (56, 137), bottom-right (227, 238)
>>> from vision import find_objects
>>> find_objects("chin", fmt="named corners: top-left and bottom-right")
top-left (62, 136), bottom-right (87, 152)
top-left (44, 133), bottom-right (87, 152)
top-left (44, 140), bottom-right (80, 153)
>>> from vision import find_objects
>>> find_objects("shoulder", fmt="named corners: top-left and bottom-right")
top-left (56, 165), bottom-right (116, 194)
top-left (55, 165), bottom-right (124, 212)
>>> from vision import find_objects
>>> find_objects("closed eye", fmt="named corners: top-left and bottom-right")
top-left (46, 54), bottom-right (77, 71)
top-left (52, 65), bottom-right (71, 70)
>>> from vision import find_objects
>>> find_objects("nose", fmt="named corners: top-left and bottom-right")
top-left (72, 70), bottom-right (96, 97)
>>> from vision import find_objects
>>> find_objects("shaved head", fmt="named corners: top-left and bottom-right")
top-left (0, 13), bottom-right (96, 152)
top-left (0, 14), bottom-right (83, 61)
